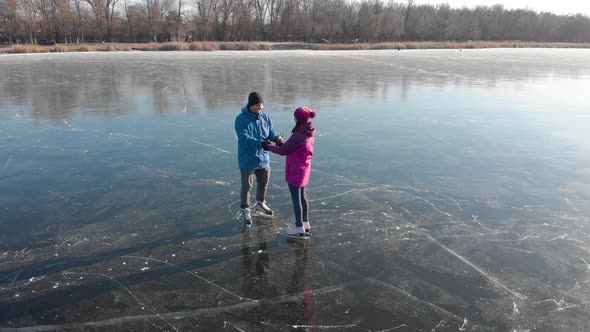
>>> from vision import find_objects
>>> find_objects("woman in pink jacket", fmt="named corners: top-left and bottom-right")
top-left (263, 107), bottom-right (316, 239)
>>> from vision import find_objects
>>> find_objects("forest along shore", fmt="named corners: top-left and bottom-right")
top-left (2, 41), bottom-right (590, 54)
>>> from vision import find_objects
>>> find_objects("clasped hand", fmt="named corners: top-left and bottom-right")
top-left (275, 136), bottom-right (284, 146)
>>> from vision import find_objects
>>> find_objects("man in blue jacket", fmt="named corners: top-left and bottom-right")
top-left (235, 92), bottom-right (283, 225)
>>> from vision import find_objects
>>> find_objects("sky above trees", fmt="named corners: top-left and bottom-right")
top-left (413, 0), bottom-right (590, 16)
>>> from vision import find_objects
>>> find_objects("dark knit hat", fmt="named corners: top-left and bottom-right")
top-left (294, 107), bottom-right (316, 122)
top-left (247, 92), bottom-right (263, 107)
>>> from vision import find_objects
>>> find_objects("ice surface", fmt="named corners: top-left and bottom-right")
top-left (1, 50), bottom-right (590, 331)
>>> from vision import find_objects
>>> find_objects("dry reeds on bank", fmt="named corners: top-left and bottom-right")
top-left (318, 41), bottom-right (590, 51)
top-left (136, 43), bottom-right (158, 51)
top-left (137, 41), bottom-right (223, 51)
top-left (3, 40), bottom-right (590, 55)
top-left (217, 42), bottom-right (272, 50)
top-left (10, 44), bottom-right (48, 54)
top-left (158, 42), bottom-right (189, 51)
top-left (52, 45), bottom-right (69, 52)
top-left (100, 45), bottom-right (117, 51)
top-left (189, 42), bottom-right (219, 51)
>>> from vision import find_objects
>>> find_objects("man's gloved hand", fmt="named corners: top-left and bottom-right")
top-left (262, 141), bottom-right (272, 151)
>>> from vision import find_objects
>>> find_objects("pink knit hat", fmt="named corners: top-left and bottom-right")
top-left (294, 107), bottom-right (316, 122)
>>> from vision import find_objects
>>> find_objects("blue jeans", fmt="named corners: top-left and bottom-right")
top-left (289, 185), bottom-right (308, 228)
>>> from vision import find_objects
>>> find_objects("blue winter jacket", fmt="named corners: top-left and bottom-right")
top-left (235, 105), bottom-right (279, 170)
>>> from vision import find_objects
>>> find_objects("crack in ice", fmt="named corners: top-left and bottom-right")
top-left (417, 231), bottom-right (526, 301)
top-left (121, 255), bottom-right (251, 301)
top-left (2, 155), bottom-right (12, 172)
top-left (190, 139), bottom-right (231, 154)
top-left (64, 271), bottom-right (179, 332)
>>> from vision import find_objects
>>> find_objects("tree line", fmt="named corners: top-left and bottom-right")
top-left (1, 0), bottom-right (589, 44)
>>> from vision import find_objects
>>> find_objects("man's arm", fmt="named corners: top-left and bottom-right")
top-left (235, 116), bottom-right (262, 148)
top-left (265, 116), bottom-right (279, 142)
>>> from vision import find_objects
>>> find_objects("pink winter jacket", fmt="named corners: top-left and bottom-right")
top-left (268, 122), bottom-right (315, 187)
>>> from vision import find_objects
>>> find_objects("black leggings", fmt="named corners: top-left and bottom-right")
top-left (289, 185), bottom-right (309, 227)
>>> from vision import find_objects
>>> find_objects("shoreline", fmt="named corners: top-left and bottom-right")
top-left (2, 41), bottom-right (590, 54)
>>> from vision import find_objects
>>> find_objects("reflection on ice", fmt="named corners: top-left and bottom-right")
top-left (4, 174), bottom-right (587, 330)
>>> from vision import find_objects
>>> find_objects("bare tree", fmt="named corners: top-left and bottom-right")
top-left (105, 0), bottom-right (119, 41)
top-left (174, 0), bottom-right (183, 40)
top-left (122, 0), bottom-right (136, 41)
top-left (252, 0), bottom-right (269, 40)
top-left (0, 0), bottom-right (18, 43)
top-left (54, 0), bottom-right (74, 42)
top-left (33, 0), bottom-right (57, 38)
top-left (381, 0), bottom-right (404, 41)
top-left (402, 0), bottom-right (413, 39)
top-left (194, 0), bottom-right (217, 40)
top-left (319, 0), bottom-right (341, 42)
top-left (215, 0), bottom-right (235, 40)
top-left (83, 0), bottom-right (118, 41)
top-left (18, 0), bottom-right (38, 43)
top-left (3, 0), bottom-right (590, 44)
top-left (356, 0), bottom-right (371, 42)
top-left (278, 0), bottom-right (296, 41)
top-left (84, 0), bottom-right (105, 40)
top-left (339, 0), bottom-right (357, 42)
top-left (142, 0), bottom-right (173, 41)
top-left (433, 3), bottom-right (450, 40)
top-left (70, 0), bottom-right (86, 42)
top-left (413, 4), bottom-right (435, 40)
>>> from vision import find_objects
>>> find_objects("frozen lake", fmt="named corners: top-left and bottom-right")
top-left (1, 49), bottom-right (590, 331)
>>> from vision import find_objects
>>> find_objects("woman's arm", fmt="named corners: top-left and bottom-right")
top-left (268, 133), bottom-right (303, 155)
